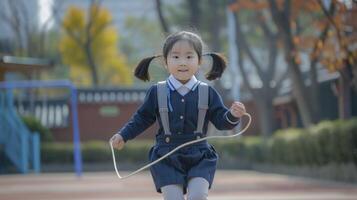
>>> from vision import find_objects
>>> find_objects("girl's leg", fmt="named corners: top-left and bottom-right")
top-left (187, 177), bottom-right (209, 200)
top-left (161, 184), bottom-right (184, 200)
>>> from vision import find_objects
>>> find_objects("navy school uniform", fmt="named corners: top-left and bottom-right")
top-left (119, 78), bottom-right (240, 194)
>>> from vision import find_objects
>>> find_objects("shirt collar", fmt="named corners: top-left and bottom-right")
top-left (167, 75), bottom-right (199, 91)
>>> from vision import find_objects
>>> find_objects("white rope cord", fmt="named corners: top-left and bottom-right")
top-left (109, 113), bottom-right (252, 180)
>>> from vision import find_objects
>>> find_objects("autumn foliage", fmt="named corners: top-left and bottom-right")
top-left (59, 3), bottom-right (132, 86)
top-left (229, 0), bottom-right (356, 74)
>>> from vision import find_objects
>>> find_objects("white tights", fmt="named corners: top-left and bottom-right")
top-left (161, 177), bottom-right (209, 200)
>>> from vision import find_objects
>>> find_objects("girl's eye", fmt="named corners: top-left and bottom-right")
top-left (187, 56), bottom-right (192, 59)
top-left (173, 56), bottom-right (179, 59)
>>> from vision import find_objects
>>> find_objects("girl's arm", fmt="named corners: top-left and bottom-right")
top-left (208, 86), bottom-right (240, 130)
top-left (117, 85), bottom-right (157, 142)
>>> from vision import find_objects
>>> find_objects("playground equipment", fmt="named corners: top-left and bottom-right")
top-left (0, 90), bottom-right (40, 173)
top-left (0, 80), bottom-right (82, 176)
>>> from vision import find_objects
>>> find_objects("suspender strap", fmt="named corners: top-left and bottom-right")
top-left (157, 81), bottom-right (209, 137)
top-left (157, 81), bottom-right (171, 135)
top-left (195, 82), bottom-right (209, 134)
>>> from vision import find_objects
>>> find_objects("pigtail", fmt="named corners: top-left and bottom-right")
top-left (134, 55), bottom-right (157, 81)
top-left (205, 53), bottom-right (227, 81)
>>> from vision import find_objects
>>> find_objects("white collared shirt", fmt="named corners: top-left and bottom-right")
top-left (167, 75), bottom-right (199, 96)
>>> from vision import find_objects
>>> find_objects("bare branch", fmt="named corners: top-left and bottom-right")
top-left (155, 0), bottom-right (170, 34)
top-left (5, 0), bottom-right (25, 52)
top-left (187, 0), bottom-right (201, 30)
top-left (318, 0), bottom-right (338, 31)
top-left (53, 1), bottom-right (85, 48)
top-left (275, 69), bottom-right (288, 92)
top-left (86, 0), bottom-right (102, 39)
top-left (17, 0), bottom-right (33, 55)
top-left (268, 0), bottom-right (283, 28)
top-left (283, 0), bottom-right (291, 22)
top-left (234, 12), bottom-right (266, 80)
top-left (257, 13), bottom-right (273, 38)
top-left (238, 49), bottom-right (255, 95)
top-left (267, 34), bottom-right (278, 81)
top-left (256, 12), bottom-right (279, 81)
top-left (91, 21), bottom-right (112, 41)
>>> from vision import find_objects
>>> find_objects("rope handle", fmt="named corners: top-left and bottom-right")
top-left (109, 112), bottom-right (252, 180)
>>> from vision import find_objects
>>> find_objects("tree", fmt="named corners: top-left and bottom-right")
top-left (0, 0), bottom-right (54, 57)
top-left (154, 0), bottom-right (229, 93)
top-left (228, 0), bottom-right (355, 128)
top-left (121, 16), bottom-right (167, 86)
top-left (267, 0), bottom-right (319, 127)
top-left (58, 0), bottom-right (131, 86)
top-left (227, 1), bottom-right (287, 137)
top-left (155, 0), bottom-right (228, 51)
top-left (267, 0), bottom-right (356, 122)
top-left (155, 0), bottom-right (170, 34)
top-left (316, 0), bottom-right (357, 119)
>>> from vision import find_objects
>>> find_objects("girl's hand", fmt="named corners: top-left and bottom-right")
top-left (230, 101), bottom-right (246, 118)
top-left (110, 133), bottom-right (125, 150)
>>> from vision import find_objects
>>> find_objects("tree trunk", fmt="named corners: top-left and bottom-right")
top-left (255, 91), bottom-right (275, 138)
top-left (286, 51), bottom-right (314, 127)
top-left (309, 59), bottom-right (320, 122)
top-left (208, 0), bottom-right (220, 52)
top-left (155, 0), bottom-right (169, 34)
top-left (309, 24), bottom-right (330, 123)
top-left (187, 0), bottom-right (200, 30)
top-left (231, 8), bottom-right (280, 136)
top-left (269, 0), bottom-right (314, 127)
top-left (280, 22), bottom-right (314, 127)
top-left (338, 67), bottom-right (352, 119)
top-left (85, 45), bottom-right (99, 86)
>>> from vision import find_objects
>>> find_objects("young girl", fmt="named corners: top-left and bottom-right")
top-left (111, 31), bottom-right (246, 200)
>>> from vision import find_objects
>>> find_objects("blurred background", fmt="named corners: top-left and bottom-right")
top-left (0, 0), bottom-right (356, 185)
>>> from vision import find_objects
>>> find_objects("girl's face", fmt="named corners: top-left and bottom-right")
top-left (165, 40), bottom-right (200, 84)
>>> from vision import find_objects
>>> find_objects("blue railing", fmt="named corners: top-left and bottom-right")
top-left (0, 90), bottom-right (40, 173)
top-left (0, 80), bottom-right (82, 176)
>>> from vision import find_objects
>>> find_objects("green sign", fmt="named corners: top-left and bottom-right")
top-left (99, 106), bottom-right (120, 117)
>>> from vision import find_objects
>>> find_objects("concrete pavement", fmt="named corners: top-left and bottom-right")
top-left (0, 170), bottom-right (356, 200)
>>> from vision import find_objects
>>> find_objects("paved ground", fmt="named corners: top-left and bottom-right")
top-left (1, 170), bottom-right (357, 200)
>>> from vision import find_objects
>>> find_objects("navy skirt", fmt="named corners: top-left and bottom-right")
top-left (148, 137), bottom-right (218, 194)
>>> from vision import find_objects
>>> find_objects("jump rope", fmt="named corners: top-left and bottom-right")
top-left (109, 112), bottom-right (252, 180)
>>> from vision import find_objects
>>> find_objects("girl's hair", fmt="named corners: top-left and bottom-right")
top-left (134, 31), bottom-right (227, 81)
top-left (204, 53), bottom-right (227, 81)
